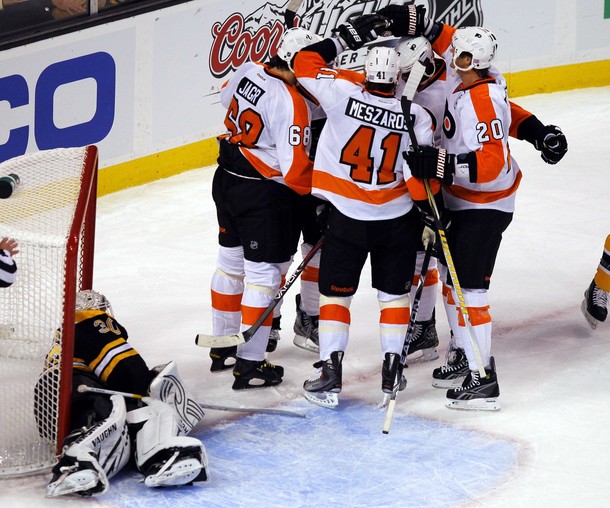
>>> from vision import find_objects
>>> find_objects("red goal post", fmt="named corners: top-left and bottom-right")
top-left (0, 146), bottom-right (97, 478)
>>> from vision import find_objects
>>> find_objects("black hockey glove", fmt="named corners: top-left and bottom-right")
top-left (405, 146), bottom-right (455, 185)
top-left (333, 14), bottom-right (390, 51)
top-left (516, 115), bottom-right (568, 165)
top-left (377, 4), bottom-right (434, 38)
top-left (315, 202), bottom-right (332, 229)
top-left (535, 125), bottom-right (568, 165)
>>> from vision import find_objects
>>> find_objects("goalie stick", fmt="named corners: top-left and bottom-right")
top-left (382, 240), bottom-right (434, 434)
top-left (401, 61), bottom-right (486, 379)
top-left (78, 385), bottom-right (307, 418)
top-left (195, 236), bottom-right (324, 348)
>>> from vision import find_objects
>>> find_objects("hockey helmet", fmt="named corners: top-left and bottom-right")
top-left (75, 290), bottom-right (113, 315)
top-left (364, 46), bottom-right (400, 85)
top-left (276, 27), bottom-right (321, 70)
top-left (451, 26), bottom-right (497, 71)
top-left (397, 36), bottom-right (434, 76)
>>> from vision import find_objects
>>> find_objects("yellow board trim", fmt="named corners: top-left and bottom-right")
top-left (98, 60), bottom-right (610, 196)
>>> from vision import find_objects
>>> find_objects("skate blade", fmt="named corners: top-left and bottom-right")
top-left (445, 397), bottom-right (501, 411)
top-left (581, 300), bottom-right (599, 330)
top-left (432, 376), bottom-right (466, 389)
top-left (304, 391), bottom-right (338, 408)
top-left (293, 335), bottom-right (319, 354)
top-left (406, 348), bottom-right (439, 365)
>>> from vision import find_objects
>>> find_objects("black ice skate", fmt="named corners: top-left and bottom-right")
top-left (380, 353), bottom-right (407, 408)
top-left (445, 356), bottom-right (500, 411)
top-left (293, 294), bottom-right (319, 354)
top-left (267, 316), bottom-right (281, 353)
top-left (405, 310), bottom-right (440, 364)
top-left (303, 351), bottom-right (343, 408)
top-left (209, 346), bottom-right (237, 372)
top-left (431, 346), bottom-right (469, 388)
top-left (232, 358), bottom-right (284, 390)
top-left (582, 279), bottom-right (608, 330)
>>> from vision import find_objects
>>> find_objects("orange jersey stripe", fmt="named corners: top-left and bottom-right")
top-left (241, 304), bottom-right (274, 327)
top-left (320, 303), bottom-right (351, 325)
top-left (314, 170), bottom-right (408, 205)
top-left (406, 176), bottom-right (441, 202)
top-left (380, 306), bottom-right (410, 325)
top-left (509, 101), bottom-right (533, 138)
top-left (211, 290), bottom-right (242, 312)
top-left (444, 170), bottom-right (522, 204)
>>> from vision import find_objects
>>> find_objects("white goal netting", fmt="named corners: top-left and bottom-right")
top-left (0, 146), bottom-right (97, 478)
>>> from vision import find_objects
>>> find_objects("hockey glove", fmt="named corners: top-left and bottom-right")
top-left (333, 14), bottom-right (390, 51)
top-left (316, 202), bottom-right (332, 229)
top-left (377, 4), bottom-right (434, 37)
top-left (535, 125), bottom-right (568, 165)
top-left (405, 146), bottom-right (455, 185)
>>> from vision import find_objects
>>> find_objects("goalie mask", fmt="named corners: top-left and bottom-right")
top-left (451, 26), bottom-right (498, 72)
top-left (397, 36), bottom-right (434, 80)
top-left (276, 27), bottom-right (321, 70)
top-left (364, 46), bottom-right (400, 85)
top-left (76, 290), bottom-right (113, 316)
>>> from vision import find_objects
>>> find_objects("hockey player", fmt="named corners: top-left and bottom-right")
top-left (0, 236), bottom-right (18, 287)
top-left (582, 234), bottom-right (610, 329)
top-left (208, 26), bottom-right (316, 388)
top-left (37, 290), bottom-right (208, 497)
top-left (292, 14), bottom-right (435, 408)
top-left (395, 34), bottom-right (568, 379)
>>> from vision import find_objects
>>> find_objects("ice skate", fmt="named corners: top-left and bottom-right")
top-left (582, 279), bottom-right (608, 330)
top-left (209, 345), bottom-right (237, 372)
top-left (46, 458), bottom-right (103, 497)
top-left (432, 346), bottom-right (469, 388)
top-left (405, 311), bottom-right (440, 365)
top-left (232, 357), bottom-right (284, 390)
top-left (267, 316), bottom-right (281, 353)
top-left (293, 294), bottom-right (319, 353)
top-left (445, 356), bottom-right (500, 411)
top-left (303, 351), bottom-right (342, 408)
top-left (380, 353), bottom-right (407, 408)
top-left (143, 447), bottom-right (208, 487)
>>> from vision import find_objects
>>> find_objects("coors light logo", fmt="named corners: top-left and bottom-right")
top-left (209, 0), bottom-right (393, 79)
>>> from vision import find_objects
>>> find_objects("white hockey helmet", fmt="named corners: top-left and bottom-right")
top-left (364, 46), bottom-right (400, 85)
top-left (76, 290), bottom-right (113, 315)
top-left (451, 26), bottom-right (498, 71)
top-left (276, 27), bottom-right (321, 69)
top-left (397, 36), bottom-right (433, 76)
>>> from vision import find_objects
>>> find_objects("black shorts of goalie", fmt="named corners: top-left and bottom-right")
top-left (213, 141), bottom-right (298, 264)
top-left (441, 209), bottom-right (513, 290)
top-left (318, 207), bottom-right (421, 297)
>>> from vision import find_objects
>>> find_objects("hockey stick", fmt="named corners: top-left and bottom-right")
top-left (400, 61), bottom-right (486, 378)
top-left (78, 385), bottom-right (307, 418)
top-left (382, 240), bottom-right (434, 434)
top-left (195, 236), bottom-right (324, 348)
top-left (284, 0), bottom-right (304, 27)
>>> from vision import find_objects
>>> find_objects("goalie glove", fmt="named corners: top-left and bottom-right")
top-left (377, 4), bottom-right (436, 38)
top-left (333, 14), bottom-right (390, 51)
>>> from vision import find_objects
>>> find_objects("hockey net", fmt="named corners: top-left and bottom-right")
top-left (0, 146), bottom-right (97, 478)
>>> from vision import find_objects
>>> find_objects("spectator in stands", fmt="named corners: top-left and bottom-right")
top-left (0, 0), bottom-right (84, 32)
top-left (0, 237), bottom-right (18, 288)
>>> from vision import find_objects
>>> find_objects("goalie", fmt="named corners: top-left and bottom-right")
top-left (35, 290), bottom-right (208, 498)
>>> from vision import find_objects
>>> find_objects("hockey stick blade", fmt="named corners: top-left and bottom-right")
top-left (195, 330), bottom-right (248, 348)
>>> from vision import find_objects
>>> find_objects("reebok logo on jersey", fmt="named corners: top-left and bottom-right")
top-left (346, 98), bottom-right (407, 131)
top-left (237, 77), bottom-right (265, 106)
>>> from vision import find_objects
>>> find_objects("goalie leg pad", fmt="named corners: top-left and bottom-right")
top-left (149, 361), bottom-right (205, 435)
top-left (133, 398), bottom-right (209, 487)
top-left (47, 394), bottom-right (130, 497)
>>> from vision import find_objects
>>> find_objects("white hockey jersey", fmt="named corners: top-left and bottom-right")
top-left (293, 46), bottom-right (434, 221)
top-left (219, 61), bottom-right (313, 195)
top-left (431, 25), bottom-right (522, 213)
